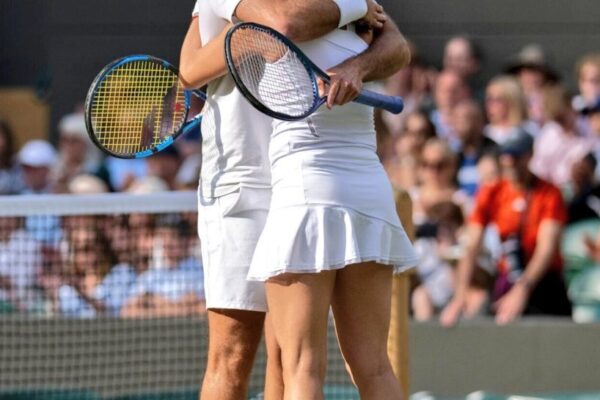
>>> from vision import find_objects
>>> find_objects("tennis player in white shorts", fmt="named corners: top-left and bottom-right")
top-left (245, 14), bottom-right (418, 400)
top-left (179, 1), bottom-right (386, 399)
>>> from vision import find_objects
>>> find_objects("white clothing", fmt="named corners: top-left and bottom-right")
top-left (332, 0), bottom-right (368, 27)
top-left (530, 120), bottom-right (592, 187)
top-left (0, 229), bottom-right (42, 311)
top-left (193, 0), bottom-right (272, 198)
top-left (248, 31), bottom-right (418, 280)
top-left (192, 0), bottom-right (271, 311)
top-left (198, 187), bottom-right (270, 311)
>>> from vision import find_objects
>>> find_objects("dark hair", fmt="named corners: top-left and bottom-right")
top-left (428, 201), bottom-right (465, 227)
top-left (0, 118), bottom-right (16, 168)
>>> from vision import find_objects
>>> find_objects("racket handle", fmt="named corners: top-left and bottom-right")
top-left (355, 90), bottom-right (404, 114)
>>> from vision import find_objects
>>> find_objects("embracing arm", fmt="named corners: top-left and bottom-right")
top-left (325, 16), bottom-right (411, 106)
top-left (179, 17), bottom-right (231, 89)
top-left (179, 0), bottom-right (385, 90)
top-left (234, 0), bottom-right (383, 42)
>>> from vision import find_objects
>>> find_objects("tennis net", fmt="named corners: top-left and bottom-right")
top-left (0, 191), bottom-right (356, 400)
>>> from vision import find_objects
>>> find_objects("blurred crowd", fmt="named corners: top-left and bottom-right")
top-left (1, 35), bottom-right (600, 323)
top-left (377, 37), bottom-right (600, 324)
top-left (0, 211), bottom-right (204, 317)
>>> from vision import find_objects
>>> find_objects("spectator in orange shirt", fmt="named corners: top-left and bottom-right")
top-left (441, 128), bottom-right (571, 326)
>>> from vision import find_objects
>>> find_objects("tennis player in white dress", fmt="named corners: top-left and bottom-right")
top-left (247, 21), bottom-right (418, 400)
top-left (179, 1), bottom-right (383, 399)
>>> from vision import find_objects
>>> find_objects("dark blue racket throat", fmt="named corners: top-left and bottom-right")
top-left (224, 22), bottom-right (404, 121)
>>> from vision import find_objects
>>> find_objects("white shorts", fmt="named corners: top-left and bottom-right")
top-left (198, 186), bottom-right (271, 312)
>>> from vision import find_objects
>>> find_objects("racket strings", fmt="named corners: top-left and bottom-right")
top-left (230, 28), bottom-right (316, 117)
top-left (90, 60), bottom-right (187, 155)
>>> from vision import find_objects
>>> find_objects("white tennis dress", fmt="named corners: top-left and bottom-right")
top-left (248, 29), bottom-right (418, 280)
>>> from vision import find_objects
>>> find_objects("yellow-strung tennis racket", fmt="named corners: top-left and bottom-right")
top-left (85, 55), bottom-right (205, 158)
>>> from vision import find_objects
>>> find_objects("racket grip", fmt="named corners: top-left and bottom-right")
top-left (355, 90), bottom-right (404, 114)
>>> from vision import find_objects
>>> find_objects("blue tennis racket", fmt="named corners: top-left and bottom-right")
top-left (85, 55), bottom-right (205, 159)
top-left (224, 22), bottom-right (404, 121)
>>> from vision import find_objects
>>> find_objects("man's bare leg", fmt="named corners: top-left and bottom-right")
top-left (200, 309), bottom-right (265, 400)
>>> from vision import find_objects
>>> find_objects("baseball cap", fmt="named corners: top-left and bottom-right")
top-left (499, 128), bottom-right (534, 156)
top-left (68, 174), bottom-right (109, 194)
top-left (58, 113), bottom-right (88, 139)
top-left (18, 140), bottom-right (58, 168)
top-left (581, 96), bottom-right (600, 116)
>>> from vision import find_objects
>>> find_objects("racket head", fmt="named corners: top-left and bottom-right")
top-left (225, 23), bottom-right (324, 121)
top-left (85, 55), bottom-right (191, 159)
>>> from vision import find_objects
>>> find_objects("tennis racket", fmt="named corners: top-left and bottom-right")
top-left (85, 55), bottom-right (205, 159)
top-left (224, 22), bottom-right (404, 121)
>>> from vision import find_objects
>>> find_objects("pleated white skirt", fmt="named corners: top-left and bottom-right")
top-left (248, 146), bottom-right (418, 281)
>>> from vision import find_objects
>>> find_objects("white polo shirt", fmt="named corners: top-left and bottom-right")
top-left (193, 0), bottom-right (272, 198)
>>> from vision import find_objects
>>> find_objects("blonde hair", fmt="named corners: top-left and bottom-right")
top-left (486, 75), bottom-right (527, 125)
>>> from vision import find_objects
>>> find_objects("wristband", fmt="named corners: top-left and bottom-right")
top-left (332, 0), bottom-right (368, 28)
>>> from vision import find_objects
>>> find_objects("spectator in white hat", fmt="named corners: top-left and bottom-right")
top-left (18, 139), bottom-right (57, 194)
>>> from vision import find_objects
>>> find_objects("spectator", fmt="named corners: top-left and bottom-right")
top-left (127, 176), bottom-right (169, 194)
top-left (505, 44), bottom-right (559, 129)
top-left (566, 153), bottom-right (600, 224)
top-left (441, 129), bottom-right (571, 326)
top-left (483, 75), bottom-right (530, 144)
top-left (17, 140), bottom-right (63, 247)
top-left (583, 96), bottom-right (600, 177)
top-left (530, 84), bottom-right (591, 189)
top-left (51, 113), bottom-right (109, 193)
top-left (412, 202), bottom-right (460, 320)
top-left (572, 53), bottom-right (600, 115)
top-left (67, 174), bottom-right (109, 195)
top-left (56, 221), bottom-right (114, 318)
top-left (430, 70), bottom-right (471, 149)
top-left (411, 138), bottom-right (468, 226)
top-left (145, 145), bottom-right (182, 190)
top-left (0, 216), bottom-right (43, 313)
top-left (17, 139), bottom-right (57, 194)
top-left (442, 34), bottom-right (484, 97)
top-left (104, 156), bottom-right (148, 192)
top-left (381, 41), bottom-right (436, 135)
top-left (385, 110), bottom-right (436, 189)
top-left (453, 99), bottom-right (499, 198)
top-left (0, 119), bottom-right (25, 194)
top-left (121, 214), bottom-right (204, 318)
top-left (476, 151), bottom-right (501, 187)
top-left (93, 216), bottom-right (138, 316)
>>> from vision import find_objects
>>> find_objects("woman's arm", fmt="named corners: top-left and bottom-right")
top-left (179, 17), bottom-right (231, 89)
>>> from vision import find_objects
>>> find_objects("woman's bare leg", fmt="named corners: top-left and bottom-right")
top-left (263, 312), bottom-right (284, 400)
top-left (332, 262), bottom-right (403, 400)
top-left (266, 271), bottom-right (336, 400)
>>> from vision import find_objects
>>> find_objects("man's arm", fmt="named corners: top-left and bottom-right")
top-left (179, 0), bottom-right (385, 89)
top-left (494, 220), bottom-right (561, 325)
top-left (234, 0), bottom-right (383, 42)
top-left (324, 16), bottom-right (411, 107)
